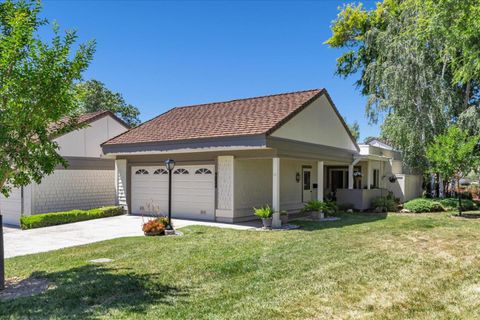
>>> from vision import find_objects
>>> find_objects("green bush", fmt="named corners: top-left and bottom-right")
top-left (438, 198), bottom-right (476, 211)
top-left (404, 199), bottom-right (444, 213)
top-left (372, 197), bottom-right (397, 212)
top-left (253, 205), bottom-right (274, 218)
top-left (303, 200), bottom-right (329, 212)
top-left (20, 206), bottom-right (124, 230)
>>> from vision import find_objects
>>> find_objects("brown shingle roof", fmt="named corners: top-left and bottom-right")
top-left (104, 89), bottom-right (324, 145)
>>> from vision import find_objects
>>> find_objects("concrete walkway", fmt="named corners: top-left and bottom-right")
top-left (2, 215), bottom-right (256, 258)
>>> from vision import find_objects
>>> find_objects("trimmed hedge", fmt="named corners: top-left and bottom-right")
top-left (403, 198), bottom-right (477, 213)
top-left (20, 206), bottom-right (124, 230)
top-left (404, 199), bottom-right (443, 213)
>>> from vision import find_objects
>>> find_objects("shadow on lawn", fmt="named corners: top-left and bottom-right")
top-left (293, 212), bottom-right (388, 231)
top-left (0, 265), bottom-right (186, 319)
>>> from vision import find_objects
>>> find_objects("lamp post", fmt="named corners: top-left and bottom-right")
top-left (164, 159), bottom-right (175, 230)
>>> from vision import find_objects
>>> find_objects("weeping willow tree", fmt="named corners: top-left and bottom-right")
top-left (326, 0), bottom-right (480, 173)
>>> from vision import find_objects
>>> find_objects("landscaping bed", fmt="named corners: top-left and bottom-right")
top-left (20, 206), bottom-right (124, 230)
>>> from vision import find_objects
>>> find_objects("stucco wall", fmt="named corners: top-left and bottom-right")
top-left (33, 170), bottom-right (116, 214)
top-left (233, 158), bottom-right (318, 220)
top-left (55, 116), bottom-right (127, 158)
top-left (271, 95), bottom-right (357, 152)
top-left (386, 174), bottom-right (423, 203)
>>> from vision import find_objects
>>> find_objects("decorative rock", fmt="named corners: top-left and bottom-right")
top-left (89, 258), bottom-right (113, 264)
top-left (164, 229), bottom-right (176, 236)
top-left (400, 209), bottom-right (411, 213)
top-left (346, 209), bottom-right (354, 213)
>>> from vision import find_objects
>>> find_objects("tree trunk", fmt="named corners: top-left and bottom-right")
top-left (458, 179), bottom-right (462, 216)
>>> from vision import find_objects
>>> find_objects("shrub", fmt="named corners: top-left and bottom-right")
top-left (372, 197), bottom-right (397, 212)
top-left (253, 205), bottom-right (274, 218)
top-left (438, 198), bottom-right (476, 211)
top-left (404, 199), bottom-right (444, 213)
top-left (303, 200), bottom-right (329, 212)
top-left (142, 218), bottom-right (166, 234)
top-left (20, 206), bottom-right (124, 230)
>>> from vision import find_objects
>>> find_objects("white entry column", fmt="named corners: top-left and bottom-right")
top-left (348, 164), bottom-right (354, 189)
top-left (272, 157), bottom-right (281, 228)
top-left (317, 161), bottom-right (324, 201)
top-left (115, 159), bottom-right (128, 213)
top-left (366, 160), bottom-right (371, 190)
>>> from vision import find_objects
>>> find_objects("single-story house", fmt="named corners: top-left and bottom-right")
top-left (102, 89), bottom-right (422, 226)
top-left (1, 111), bottom-right (129, 226)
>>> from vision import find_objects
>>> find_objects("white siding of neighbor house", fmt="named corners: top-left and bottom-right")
top-left (270, 95), bottom-right (357, 152)
top-left (54, 116), bottom-right (127, 158)
top-left (33, 170), bottom-right (116, 214)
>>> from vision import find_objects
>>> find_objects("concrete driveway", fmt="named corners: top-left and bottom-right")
top-left (3, 215), bottom-right (256, 258)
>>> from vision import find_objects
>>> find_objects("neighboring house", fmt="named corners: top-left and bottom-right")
top-left (102, 89), bottom-right (422, 225)
top-left (1, 111), bottom-right (129, 226)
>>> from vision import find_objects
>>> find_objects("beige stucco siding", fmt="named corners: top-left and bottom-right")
top-left (270, 95), bottom-right (357, 152)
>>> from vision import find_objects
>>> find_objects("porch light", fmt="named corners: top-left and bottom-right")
top-left (296, 172), bottom-right (301, 183)
top-left (164, 159), bottom-right (176, 230)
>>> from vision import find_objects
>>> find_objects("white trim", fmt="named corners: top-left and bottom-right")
top-left (272, 157), bottom-right (281, 228)
top-left (317, 161), bottom-right (324, 201)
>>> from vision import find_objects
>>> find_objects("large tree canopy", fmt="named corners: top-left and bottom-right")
top-left (326, 0), bottom-right (480, 171)
top-left (0, 0), bottom-right (95, 196)
top-left (75, 79), bottom-right (140, 127)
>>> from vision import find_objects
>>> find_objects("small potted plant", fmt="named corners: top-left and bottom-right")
top-left (280, 211), bottom-right (288, 225)
top-left (254, 204), bottom-right (274, 229)
top-left (142, 217), bottom-right (167, 236)
top-left (303, 200), bottom-right (327, 220)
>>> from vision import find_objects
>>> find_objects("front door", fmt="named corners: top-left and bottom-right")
top-left (302, 167), bottom-right (312, 202)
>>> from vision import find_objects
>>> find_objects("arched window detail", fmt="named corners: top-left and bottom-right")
top-left (154, 169), bottom-right (168, 175)
top-left (195, 168), bottom-right (212, 174)
top-left (135, 169), bottom-right (149, 175)
top-left (173, 168), bottom-right (189, 175)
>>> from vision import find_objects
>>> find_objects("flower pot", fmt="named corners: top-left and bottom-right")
top-left (262, 217), bottom-right (273, 229)
top-left (311, 211), bottom-right (324, 220)
top-left (144, 230), bottom-right (164, 236)
top-left (280, 214), bottom-right (288, 225)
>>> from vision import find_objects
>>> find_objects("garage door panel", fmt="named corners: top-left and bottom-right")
top-left (131, 165), bottom-right (215, 220)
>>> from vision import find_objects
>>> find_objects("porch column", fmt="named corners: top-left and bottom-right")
top-left (272, 157), bottom-right (281, 228)
top-left (115, 159), bottom-right (128, 213)
top-left (348, 165), bottom-right (354, 189)
top-left (366, 160), bottom-right (371, 190)
top-left (216, 156), bottom-right (235, 222)
top-left (317, 161), bottom-right (324, 201)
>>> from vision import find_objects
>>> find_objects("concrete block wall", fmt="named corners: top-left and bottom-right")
top-left (33, 170), bottom-right (116, 214)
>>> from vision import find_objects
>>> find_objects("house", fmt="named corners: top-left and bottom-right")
top-left (102, 89), bottom-right (422, 226)
top-left (335, 140), bottom-right (423, 210)
top-left (1, 111), bottom-right (129, 226)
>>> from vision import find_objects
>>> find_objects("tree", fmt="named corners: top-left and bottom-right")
top-left (325, 0), bottom-right (480, 172)
top-left (347, 120), bottom-right (360, 142)
top-left (0, 0), bottom-right (94, 289)
top-left (75, 80), bottom-right (140, 127)
top-left (426, 126), bottom-right (480, 215)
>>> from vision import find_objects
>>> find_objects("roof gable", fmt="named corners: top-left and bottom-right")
top-left (103, 89), bottom-right (323, 145)
top-left (270, 92), bottom-right (359, 152)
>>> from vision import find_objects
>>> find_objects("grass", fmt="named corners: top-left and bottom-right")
top-left (2, 212), bottom-right (480, 319)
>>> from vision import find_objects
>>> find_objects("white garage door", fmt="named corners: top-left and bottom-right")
top-left (131, 165), bottom-right (215, 220)
top-left (0, 187), bottom-right (22, 226)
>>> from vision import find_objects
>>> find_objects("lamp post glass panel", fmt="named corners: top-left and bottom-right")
top-left (164, 159), bottom-right (175, 230)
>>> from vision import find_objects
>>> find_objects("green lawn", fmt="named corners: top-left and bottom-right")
top-left (2, 212), bottom-right (480, 319)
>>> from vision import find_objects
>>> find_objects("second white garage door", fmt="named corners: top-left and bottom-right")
top-left (0, 187), bottom-right (22, 226)
top-left (131, 165), bottom-right (215, 220)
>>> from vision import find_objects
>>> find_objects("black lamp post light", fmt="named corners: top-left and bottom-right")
top-left (164, 159), bottom-right (175, 231)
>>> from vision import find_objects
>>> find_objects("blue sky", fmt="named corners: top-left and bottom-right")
top-left (42, 0), bottom-right (379, 141)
